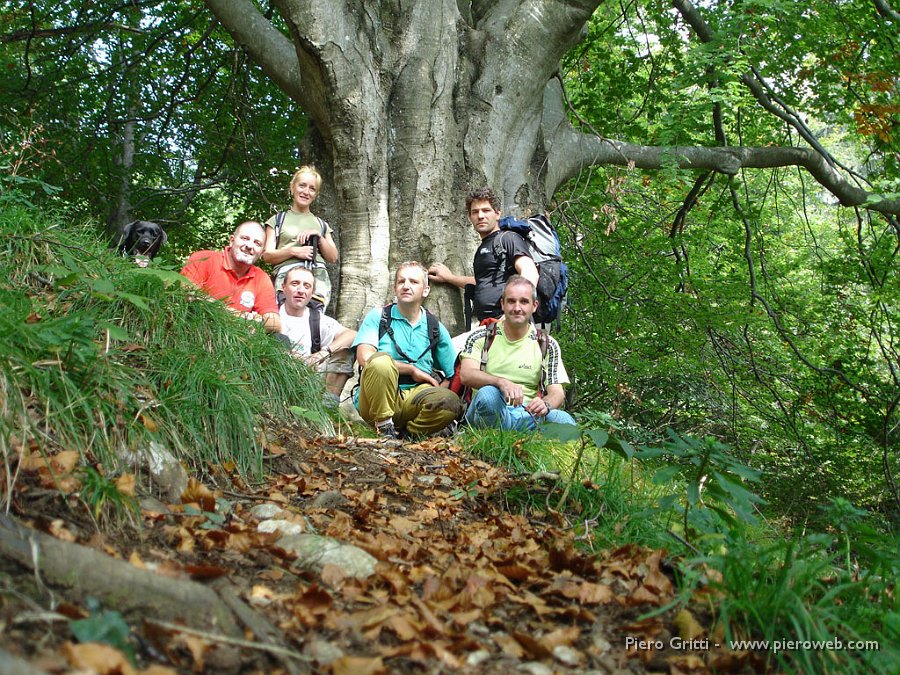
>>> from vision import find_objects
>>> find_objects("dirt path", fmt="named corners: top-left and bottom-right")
top-left (1, 426), bottom-right (757, 673)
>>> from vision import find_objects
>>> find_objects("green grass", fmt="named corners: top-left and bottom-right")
top-left (460, 417), bottom-right (898, 674)
top-left (0, 203), bottom-right (332, 495)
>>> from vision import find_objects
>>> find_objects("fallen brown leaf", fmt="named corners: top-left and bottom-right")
top-left (62, 641), bottom-right (137, 675)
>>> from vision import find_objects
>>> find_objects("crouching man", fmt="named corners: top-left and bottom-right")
top-left (460, 276), bottom-right (576, 431)
top-left (180, 221), bottom-right (280, 333)
top-left (279, 267), bottom-right (356, 405)
top-left (352, 262), bottom-right (461, 438)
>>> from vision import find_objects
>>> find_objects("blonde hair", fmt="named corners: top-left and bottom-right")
top-left (289, 165), bottom-right (322, 196)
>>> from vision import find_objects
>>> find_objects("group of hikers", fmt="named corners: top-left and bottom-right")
top-left (179, 167), bottom-right (576, 439)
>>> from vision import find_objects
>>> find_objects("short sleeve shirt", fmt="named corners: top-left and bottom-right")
top-left (180, 248), bottom-right (277, 315)
top-left (472, 230), bottom-right (532, 321)
top-left (279, 306), bottom-right (345, 356)
top-left (352, 305), bottom-right (457, 390)
top-left (461, 320), bottom-right (568, 402)
top-left (265, 210), bottom-right (333, 284)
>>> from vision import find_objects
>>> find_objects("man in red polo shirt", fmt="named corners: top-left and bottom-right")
top-left (181, 221), bottom-right (281, 333)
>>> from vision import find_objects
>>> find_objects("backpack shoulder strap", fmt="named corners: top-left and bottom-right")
top-left (479, 321), bottom-right (500, 371)
top-left (536, 328), bottom-right (550, 396)
top-left (317, 217), bottom-right (327, 238)
top-left (378, 304), bottom-right (394, 340)
top-left (274, 211), bottom-right (287, 248)
top-left (309, 307), bottom-right (322, 354)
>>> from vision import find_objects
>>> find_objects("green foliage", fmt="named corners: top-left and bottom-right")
top-left (635, 429), bottom-right (765, 540)
top-left (69, 599), bottom-right (135, 666)
top-left (0, 1), bottom-right (306, 251)
top-left (681, 505), bottom-right (899, 674)
top-left (78, 466), bottom-right (138, 523)
top-left (0, 200), bottom-right (331, 485)
top-left (555, 0), bottom-right (900, 530)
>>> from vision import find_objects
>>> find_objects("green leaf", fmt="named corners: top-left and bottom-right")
top-left (70, 609), bottom-right (135, 664)
top-left (652, 465), bottom-right (681, 485)
top-left (114, 292), bottom-right (151, 310)
top-left (540, 422), bottom-right (583, 442)
top-left (687, 480), bottom-right (700, 506)
top-left (585, 429), bottom-right (609, 448)
top-left (98, 322), bottom-right (129, 341)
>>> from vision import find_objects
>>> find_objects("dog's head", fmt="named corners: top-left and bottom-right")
top-left (119, 220), bottom-right (167, 259)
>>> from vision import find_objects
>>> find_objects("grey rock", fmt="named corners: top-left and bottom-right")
top-left (303, 637), bottom-right (344, 665)
top-left (310, 490), bottom-right (348, 510)
top-left (278, 534), bottom-right (377, 579)
top-left (257, 519), bottom-right (304, 536)
top-left (249, 503), bottom-right (283, 520)
top-left (121, 441), bottom-right (189, 503)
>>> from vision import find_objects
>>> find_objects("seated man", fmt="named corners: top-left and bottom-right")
top-left (279, 267), bottom-right (356, 404)
top-left (352, 262), bottom-right (461, 438)
top-left (460, 275), bottom-right (576, 431)
top-left (180, 221), bottom-right (280, 333)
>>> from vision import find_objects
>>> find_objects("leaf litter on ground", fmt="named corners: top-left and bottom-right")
top-left (0, 428), bottom-right (763, 673)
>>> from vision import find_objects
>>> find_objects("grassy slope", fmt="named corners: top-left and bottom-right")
top-left (0, 205), bottom-right (331, 479)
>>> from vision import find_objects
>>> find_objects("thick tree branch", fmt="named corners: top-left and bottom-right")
top-left (202, 0), bottom-right (325, 126)
top-left (873, 0), bottom-right (900, 22)
top-left (542, 80), bottom-right (900, 216)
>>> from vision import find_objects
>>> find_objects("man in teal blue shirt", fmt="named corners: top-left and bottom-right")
top-left (352, 262), bottom-right (461, 438)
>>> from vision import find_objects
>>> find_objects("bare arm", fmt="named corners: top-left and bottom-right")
top-left (328, 327), bottom-right (356, 353)
top-left (428, 263), bottom-right (475, 289)
top-left (262, 225), bottom-right (315, 265)
top-left (317, 231), bottom-right (338, 263)
top-left (459, 357), bottom-right (525, 407)
top-left (514, 255), bottom-right (539, 288)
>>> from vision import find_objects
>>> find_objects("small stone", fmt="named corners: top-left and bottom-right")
top-left (303, 637), bottom-right (344, 665)
top-left (279, 534), bottom-right (377, 579)
top-left (553, 645), bottom-right (583, 666)
top-left (311, 490), bottom-right (348, 509)
top-left (249, 503), bottom-right (283, 519)
top-left (416, 474), bottom-right (453, 487)
top-left (138, 496), bottom-right (170, 514)
top-left (257, 519), bottom-right (303, 536)
top-left (518, 662), bottom-right (553, 675)
top-left (465, 650), bottom-right (492, 667)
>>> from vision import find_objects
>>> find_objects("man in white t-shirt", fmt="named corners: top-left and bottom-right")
top-left (279, 267), bottom-right (355, 403)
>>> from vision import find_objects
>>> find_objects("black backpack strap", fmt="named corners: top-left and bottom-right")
top-left (536, 329), bottom-right (549, 396)
top-left (424, 309), bottom-right (443, 379)
top-left (463, 283), bottom-right (475, 327)
top-left (379, 304), bottom-right (441, 366)
top-left (309, 307), bottom-right (322, 354)
top-left (274, 211), bottom-right (287, 248)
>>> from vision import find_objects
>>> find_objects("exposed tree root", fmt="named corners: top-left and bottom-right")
top-left (0, 513), bottom-right (240, 635)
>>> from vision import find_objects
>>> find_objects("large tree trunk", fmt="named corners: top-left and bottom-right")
top-left (203, 0), bottom-right (596, 331)
top-left (202, 0), bottom-right (899, 331)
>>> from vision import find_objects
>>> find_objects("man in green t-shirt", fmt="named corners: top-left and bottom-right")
top-left (460, 275), bottom-right (576, 430)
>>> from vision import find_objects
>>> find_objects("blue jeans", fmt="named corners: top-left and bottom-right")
top-left (465, 386), bottom-right (576, 431)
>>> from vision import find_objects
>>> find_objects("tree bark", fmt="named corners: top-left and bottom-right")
top-left (203, 0), bottom-right (898, 331)
top-left (0, 513), bottom-right (240, 636)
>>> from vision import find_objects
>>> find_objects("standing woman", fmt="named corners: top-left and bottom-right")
top-left (263, 166), bottom-right (339, 308)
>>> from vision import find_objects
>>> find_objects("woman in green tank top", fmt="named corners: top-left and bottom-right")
top-left (263, 165), bottom-right (339, 307)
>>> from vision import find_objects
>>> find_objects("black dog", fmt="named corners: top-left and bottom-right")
top-left (118, 220), bottom-right (167, 262)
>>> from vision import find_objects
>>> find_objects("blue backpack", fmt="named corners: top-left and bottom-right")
top-left (498, 214), bottom-right (568, 324)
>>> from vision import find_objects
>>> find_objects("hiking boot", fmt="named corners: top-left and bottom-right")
top-left (375, 420), bottom-right (399, 439)
top-left (433, 420), bottom-right (459, 438)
